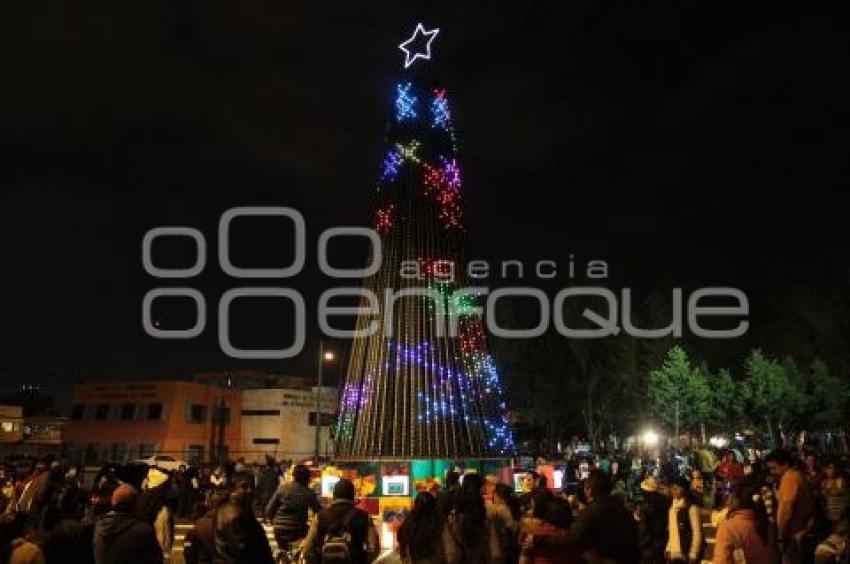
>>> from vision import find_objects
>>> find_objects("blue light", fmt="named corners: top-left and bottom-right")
top-left (432, 89), bottom-right (451, 129)
top-left (396, 82), bottom-right (417, 122)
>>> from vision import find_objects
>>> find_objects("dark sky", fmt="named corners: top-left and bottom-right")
top-left (2, 1), bottom-right (847, 401)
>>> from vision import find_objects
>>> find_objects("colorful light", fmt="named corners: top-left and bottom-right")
top-left (422, 156), bottom-right (464, 230)
top-left (431, 89), bottom-right (451, 129)
top-left (375, 202), bottom-right (395, 234)
top-left (381, 150), bottom-right (403, 181)
top-left (334, 45), bottom-right (514, 459)
top-left (396, 82), bottom-right (417, 122)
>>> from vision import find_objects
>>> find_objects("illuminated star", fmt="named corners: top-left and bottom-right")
top-left (398, 23), bottom-right (440, 69)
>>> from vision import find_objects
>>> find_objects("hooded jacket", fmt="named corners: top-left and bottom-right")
top-left (93, 510), bottom-right (163, 564)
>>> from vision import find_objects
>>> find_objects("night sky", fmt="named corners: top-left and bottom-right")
top-left (2, 1), bottom-right (847, 404)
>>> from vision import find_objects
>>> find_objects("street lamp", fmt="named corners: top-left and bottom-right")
top-left (642, 430), bottom-right (659, 448)
top-left (314, 340), bottom-right (336, 460)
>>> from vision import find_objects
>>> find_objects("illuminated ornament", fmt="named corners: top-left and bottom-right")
top-left (396, 83), bottom-right (417, 121)
top-left (381, 150), bottom-right (403, 181)
top-left (431, 89), bottom-right (451, 129)
top-left (396, 140), bottom-right (421, 163)
top-left (375, 203), bottom-right (395, 234)
top-left (422, 156), bottom-right (464, 230)
top-left (398, 23), bottom-right (440, 69)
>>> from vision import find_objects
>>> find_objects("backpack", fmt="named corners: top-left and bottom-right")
top-left (320, 508), bottom-right (358, 564)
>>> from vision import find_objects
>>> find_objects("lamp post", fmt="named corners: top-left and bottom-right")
top-left (314, 340), bottom-right (335, 461)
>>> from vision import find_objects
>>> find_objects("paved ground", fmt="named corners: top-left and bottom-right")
top-left (166, 508), bottom-right (720, 563)
top-left (170, 520), bottom-right (280, 564)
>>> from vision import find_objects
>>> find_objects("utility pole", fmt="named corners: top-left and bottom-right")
top-left (314, 340), bottom-right (334, 460)
top-left (674, 398), bottom-right (680, 448)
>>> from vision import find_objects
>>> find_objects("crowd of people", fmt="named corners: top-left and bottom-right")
top-left (0, 447), bottom-right (846, 564)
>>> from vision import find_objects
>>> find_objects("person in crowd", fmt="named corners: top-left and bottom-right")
top-left (519, 491), bottom-right (581, 564)
top-left (392, 491), bottom-right (445, 563)
top-left (813, 456), bottom-right (850, 563)
top-left (15, 463), bottom-right (47, 515)
top-left (716, 452), bottom-right (743, 503)
top-left (519, 472), bottom-right (548, 517)
top-left (0, 469), bottom-right (17, 515)
top-left (803, 452), bottom-right (823, 496)
top-left (265, 464), bottom-right (322, 550)
top-left (93, 484), bottom-right (163, 564)
top-left (137, 467), bottom-right (174, 558)
top-left (597, 452), bottom-right (612, 475)
top-left (302, 478), bottom-right (379, 564)
top-left (551, 470), bottom-right (640, 563)
top-left (209, 467), bottom-right (227, 492)
top-left (660, 454), bottom-right (680, 486)
top-left (40, 473), bottom-right (94, 564)
top-left (184, 492), bottom-right (227, 564)
top-left (255, 456), bottom-right (279, 513)
top-left (0, 512), bottom-right (45, 564)
top-left (712, 484), bottom-right (775, 564)
top-left (635, 476), bottom-right (669, 564)
top-left (175, 465), bottom-right (194, 519)
top-left (766, 449), bottom-right (816, 564)
top-left (690, 470), bottom-right (705, 505)
top-left (489, 483), bottom-right (521, 564)
top-left (214, 472), bottom-right (275, 564)
top-left (443, 473), bottom-right (493, 564)
top-left (665, 476), bottom-right (703, 563)
top-left (436, 471), bottom-right (461, 519)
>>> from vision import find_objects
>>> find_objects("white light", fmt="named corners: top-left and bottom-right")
top-left (710, 436), bottom-right (728, 448)
top-left (642, 430), bottom-right (659, 447)
top-left (398, 23), bottom-right (440, 69)
top-left (323, 351), bottom-right (335, 361)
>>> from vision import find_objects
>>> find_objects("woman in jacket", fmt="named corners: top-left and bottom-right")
top-left (665, 478), bottom-right (702, 563)
top-left (712, 484), bottom-right (775, 564)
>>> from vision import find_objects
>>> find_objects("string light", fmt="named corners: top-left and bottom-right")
top-left (335, 64), bottom-right (514, 459)
top-left (431, 89), bottom-right (451, 129)
top-left (398, 23), bottom-right (440, 69)
top-left (375, 203), bottom-right (395, 233)
top-left (396, 82), bottom-right (417, 122)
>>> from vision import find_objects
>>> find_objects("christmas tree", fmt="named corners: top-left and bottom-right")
top-left (335, 24), bottom-right (513, 460)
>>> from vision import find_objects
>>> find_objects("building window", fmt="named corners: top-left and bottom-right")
top-left (111, 443), bottom-right (127, 462)
top-left (1, 421), bottom-right (19, 433)
top-left (95, 404), bottom-right (111, 421)
top-left (252, 438), bottom-right (280, 445)
top-left (147, 403), bottom-right (163, 421)
top-left (186, 404), bottom-right (207, 424)
top-left (308, 412), bottom-right (336, 426)
top-left (84, 443), bottom-right (100, 465)
top-left (139, 444), bottom-right (156, 459)
top-left (117, 404), bottom-right (136, 421)
top-left (186, 445), bottom-right (205, 464)
top-left (69, 404), bottom-right (85, 420)
top-left (241, 409), bottom-right (281, 416)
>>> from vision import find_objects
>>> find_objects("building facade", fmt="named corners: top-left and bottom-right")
top-left (0, 406), bottom-right (66, 460)
top-left (240, 386), bottom-right (338, 463)
top-left (0, 406), bottom-right (24, 444)
top-left (64, 381), bottom-right (241, 465)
